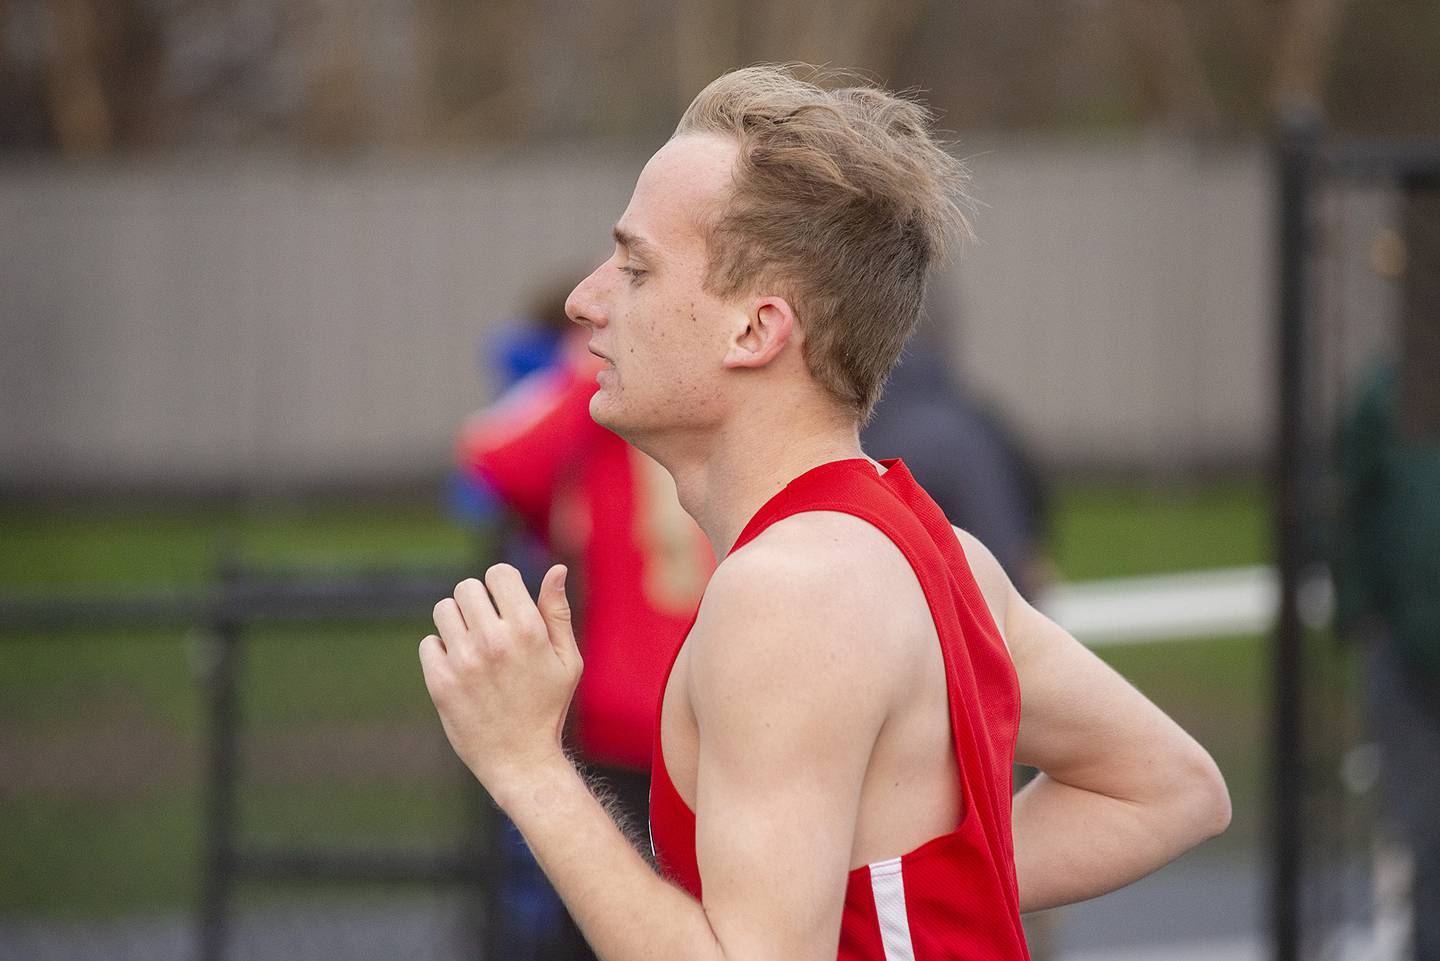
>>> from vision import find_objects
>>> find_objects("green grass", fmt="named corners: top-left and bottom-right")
top-left (240, 623), bottom-right (444, 727)
top-left (238, 781), bottom-right (480, 848)
top-left (1052, 480), bottom-right (1268, 580)
top-left (0, 480), bottom-right (1271, 917)
top-left (0, 628), bottom-right (202, 733)
top-left (4, 788), bottom-right (205, 916)
top-left (0, 498), bottom-right (482, 592)
top-left (1, 781), bottom-right (483, 919)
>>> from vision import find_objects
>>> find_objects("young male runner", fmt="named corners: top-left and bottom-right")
top-left (421, 65), bottom-right (1231, 960)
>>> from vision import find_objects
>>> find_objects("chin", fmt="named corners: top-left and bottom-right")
top-left (591, 394), bottom-right (667, 454)
top-left (588, 390), bottom-right (627, 434)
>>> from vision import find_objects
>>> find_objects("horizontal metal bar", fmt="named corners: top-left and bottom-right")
top-left (1321, 138), bottom-right (1440, 184)
top-left (231, 845), bottom-right (497, 885)
top-left (0, 570), bottom-right (470, 631)
top-left (0, 590), bottom-right (207, 629)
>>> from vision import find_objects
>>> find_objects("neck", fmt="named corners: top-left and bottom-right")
top-left (655, 403), bottom-right (872, 560)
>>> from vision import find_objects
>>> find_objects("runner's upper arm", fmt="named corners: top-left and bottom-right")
top-left (953, 525), bottom-right (1228, 821)
top-left (685, 541), bottom-right (892, 961)
top-left (952, 526), bottom-right (1012, 645)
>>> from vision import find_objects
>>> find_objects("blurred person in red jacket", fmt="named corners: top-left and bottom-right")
top-left (456, 285), bottom-right (714, 959)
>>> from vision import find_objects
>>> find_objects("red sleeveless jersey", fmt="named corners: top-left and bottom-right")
top-left (649, 458), bottom-right (1029, 960)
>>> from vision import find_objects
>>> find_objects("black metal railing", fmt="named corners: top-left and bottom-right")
top-left (1, 560), bottom-right (498, 961)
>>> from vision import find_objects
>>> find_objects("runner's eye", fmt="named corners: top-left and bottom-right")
top-left (618, 265), bottom-right (647, 284)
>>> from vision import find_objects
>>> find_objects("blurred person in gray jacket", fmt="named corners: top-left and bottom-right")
top-left (862, 312), bottom-right (1049, 600)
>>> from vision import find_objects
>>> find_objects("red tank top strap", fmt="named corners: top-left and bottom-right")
top-left (729, 458), bottom-right (884, 555)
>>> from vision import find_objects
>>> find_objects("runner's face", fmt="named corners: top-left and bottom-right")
top-left (566, 134), bottom-right (745, 441)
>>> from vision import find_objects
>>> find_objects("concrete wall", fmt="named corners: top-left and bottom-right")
top-left (946, 136), bottom-right (1274, 473)
top-left (1, 148), bottom-right (648, 491)
top-left (1, 136), bottom-right (1378, 491)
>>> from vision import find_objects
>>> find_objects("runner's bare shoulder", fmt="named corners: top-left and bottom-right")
top-left (698, 511), bottom-right (936, 670)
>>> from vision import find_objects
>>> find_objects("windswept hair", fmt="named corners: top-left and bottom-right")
top-left (676, 64), bottom-right (974, 422)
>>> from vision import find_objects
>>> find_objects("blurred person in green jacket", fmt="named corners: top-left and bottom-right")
top-left (1336, 351), bottom-right (1440, 961)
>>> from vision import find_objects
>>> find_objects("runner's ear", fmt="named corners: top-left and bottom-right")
top-left (722, 297), bottom-right (796, 370)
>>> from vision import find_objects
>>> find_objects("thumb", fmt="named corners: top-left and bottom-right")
top-left (538, 565), bottom-right (579, 659)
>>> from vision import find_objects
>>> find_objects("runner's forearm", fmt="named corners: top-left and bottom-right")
top-left (491, 757), bottom-right (725, 961)
top-left (1010, 770), bottom-right (1229, 913)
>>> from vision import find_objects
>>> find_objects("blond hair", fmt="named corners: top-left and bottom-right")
top-left (676, 64), bottom-right (974, 422)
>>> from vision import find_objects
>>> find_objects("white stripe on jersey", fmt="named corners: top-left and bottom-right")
top-left (869, 857), bottom-right (917, 961)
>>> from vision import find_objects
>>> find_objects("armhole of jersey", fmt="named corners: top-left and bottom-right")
top-left (948, 524), bottom-right (1012, 658)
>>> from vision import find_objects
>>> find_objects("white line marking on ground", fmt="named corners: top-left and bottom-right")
top-left (1038, 565), bottom-right (1328, 647)
top-left (1060, 934), bottom-right (1263, 961)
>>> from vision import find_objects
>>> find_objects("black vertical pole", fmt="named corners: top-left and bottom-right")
top-left (1398, 175), bottom-right (1440, 441)
top-left (469, 520), bottom-right (505, 961)
top-left (198, 556), bottom-right (244, 961)
top-left (1272, 107), bottom-right (1321, 961)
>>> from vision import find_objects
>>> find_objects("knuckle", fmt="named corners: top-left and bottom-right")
top-left (454, 577), bottom-right (483, 598)
top-left (452, 642), bottom-right (481, 669)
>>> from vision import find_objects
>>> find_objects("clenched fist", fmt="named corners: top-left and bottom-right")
top-left (420, 563), bottom-right (583, 792)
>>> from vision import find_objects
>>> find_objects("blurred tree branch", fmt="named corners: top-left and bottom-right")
top-left (674, 0), bottom-right (742, 113)
top-left (745, 0), bottom-right (922, 78)
top-left (1, 0), bottom-right (1426, 153)
top-left (1269, 0), bottom-right (1350, 109)
top-left (1114, 0), bottom-right (1222, 128)
top-left (1107, 0), bottom-right (1349, 129)
top-left (673, 0), bottom-right (923, 114)
top-left (45, 0), bottom-right (112, 150)
top-left (301, 0), bottom-right (368, 148)
top-left (418, 0), bottom-right (536, 143)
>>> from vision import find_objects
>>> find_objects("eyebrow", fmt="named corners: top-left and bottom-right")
top-left (613, 226), bottom-right (661, 263)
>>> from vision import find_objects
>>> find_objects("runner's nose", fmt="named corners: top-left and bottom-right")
top-left (566, 265), bottom-right (608, 330)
